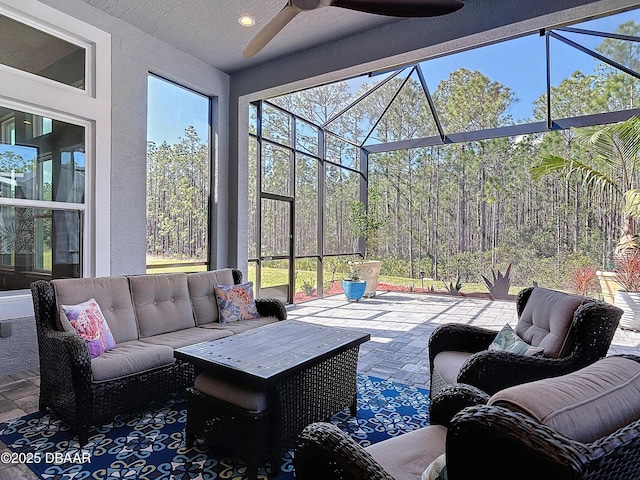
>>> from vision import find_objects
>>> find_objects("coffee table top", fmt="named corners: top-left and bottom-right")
top-left (175, 320), bottom-right (370, 386)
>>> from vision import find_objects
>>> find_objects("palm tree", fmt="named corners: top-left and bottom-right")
top-left (531, 115), bottom-right (640, 255)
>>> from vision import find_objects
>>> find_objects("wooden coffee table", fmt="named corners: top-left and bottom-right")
top-left (175, 320), bottom-right (370, 478)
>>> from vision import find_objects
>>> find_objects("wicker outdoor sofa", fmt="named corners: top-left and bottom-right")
top-left (31, 268), bottom-right (287, 445)
top-left (296, 355), bottom-right (640, 480)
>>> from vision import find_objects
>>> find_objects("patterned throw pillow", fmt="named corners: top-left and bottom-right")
top-left (214, 282), bottom-right (260, 324)
top-left (421, 453), bottom-right (447, 480)
top-left (60, 298), bottom-right (116, 358)
top-left (489, 323), bottom-right (544, 356)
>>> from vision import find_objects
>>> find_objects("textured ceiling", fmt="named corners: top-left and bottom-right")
top-left (78, 0), bottom-right (406, 74)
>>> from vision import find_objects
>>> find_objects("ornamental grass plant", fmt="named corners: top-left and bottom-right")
top-left (614, 250), bottom-right (640, 293)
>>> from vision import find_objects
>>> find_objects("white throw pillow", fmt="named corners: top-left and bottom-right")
top-left (489, 323), bottom-right (544, 356)
top-left (421, 453), bottom-right (447, 480)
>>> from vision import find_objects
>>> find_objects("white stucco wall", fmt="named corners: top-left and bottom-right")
top-left (0, 0), bottom-right (230, 375)
top-left (39, 0), bottom-right (231, 275)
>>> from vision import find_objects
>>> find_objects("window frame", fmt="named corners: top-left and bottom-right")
top-left (0, 0), bottom-right (111, 292)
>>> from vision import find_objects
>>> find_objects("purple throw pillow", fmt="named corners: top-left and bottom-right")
top-left (61, 298), bottom-right (116, 358)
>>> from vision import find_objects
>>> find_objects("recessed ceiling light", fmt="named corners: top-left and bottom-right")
top-left (238, 15), bottom-right (255, 27)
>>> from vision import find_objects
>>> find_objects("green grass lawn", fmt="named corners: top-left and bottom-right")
top-left (146, 258), bottom-right (207, 274)
top-left (248, 266), bottom-right (523, 295)
top-left (143, 261), bottom-right (523, 296)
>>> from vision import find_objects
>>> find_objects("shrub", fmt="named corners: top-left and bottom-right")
top-left (566, 266), bottom-right (598, 296)
top-left (482, 264), bottom-right (512, 299)
top-left (443, 276), bottom-right (463, 295)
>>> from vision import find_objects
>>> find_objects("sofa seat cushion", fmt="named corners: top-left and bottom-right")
top-left (199, 317), bottom-right (279, 334)
top-left (91, 340), bottom-right (175, 382)
top-left (139, 327), bottom-right (233, 349)
top-left (365, 425), bottom-right (447, 480)
top-left (194, 372), bottom-right (269, 412)
top-left (432, 351), bottom-right (474, 386)
top-left (187, 269), bottom-right (236, 325)
top-left (515, 288), bottom-right (586, 358)
top-left (129, 273), bottom-right (195, 338)
top-left (488, 356), bottom-right (640, 443)
top-left (53, 276), bottom-right (139, 343)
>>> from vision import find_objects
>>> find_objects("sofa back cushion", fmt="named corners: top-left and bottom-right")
top-left (129, 273), bottom-right (195, 338)
top-left (488, 356), bottom-right (640, 443)
top-left (187, 269), bottom-right (235, 325)
top-left (52, 276), bottom-right (139, 343)
top-left (515, 287), bottom-right (586, 358)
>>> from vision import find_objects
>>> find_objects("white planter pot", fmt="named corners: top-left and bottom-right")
top-left (614, 290), bottom-right (640, 331)
top-left (358, 260), bottom-right (382, 298)
top-left (596, 270), bottom-right (620, 305)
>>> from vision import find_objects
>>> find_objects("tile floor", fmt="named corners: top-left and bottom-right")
top-left (1, 290), bottom-right (639, 478)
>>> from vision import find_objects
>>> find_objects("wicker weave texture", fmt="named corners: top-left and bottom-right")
top-left (274, 347), bottom-right (359, 455)
top-left (185, 346), bottom-right (361, 480)
top-left (186, 387), bottom-right (273, 479)
top-left (296, 422), bottom-right (395, 480)
top-left (429, 287), bottom-right (623, 398)
top-left (296, 357), bottom-right (640, 480)
top-left (30, 269), bottom-right (287, 445)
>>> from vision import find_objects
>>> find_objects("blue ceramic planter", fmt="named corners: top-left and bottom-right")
top-left (342, 279), bottom-right (366, 302)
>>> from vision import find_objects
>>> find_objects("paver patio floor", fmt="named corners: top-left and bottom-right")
top-left (1, 290), bottom-right (639, 479)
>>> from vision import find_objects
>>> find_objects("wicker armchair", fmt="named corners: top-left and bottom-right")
top-left (295, 383), bottom-right (488, 480)
top-left (296, 355), bottom-right (640, 480)
top-left (428, 286), bottom-right (622, 399)
top-left (31, 268), bottom-right (286, 445)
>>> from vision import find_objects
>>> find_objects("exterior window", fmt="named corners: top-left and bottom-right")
top-left (146, 75), bottom-right (211, 273)
top-left (0, 13), bottom-right (86, 89)
top-left (0, 106), bottom-right (85, 290)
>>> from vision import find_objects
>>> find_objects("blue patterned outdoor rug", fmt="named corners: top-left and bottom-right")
top-left (0, 375), bottom-right (430, 479)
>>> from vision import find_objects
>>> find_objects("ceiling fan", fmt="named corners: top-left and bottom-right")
top-left (243, 0), bottom-right (464, 59)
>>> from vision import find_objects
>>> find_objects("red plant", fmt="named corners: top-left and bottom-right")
top-left (614, 251), bottom-right (640, 292)
top-left (567, 266), bottom-right (597, 296)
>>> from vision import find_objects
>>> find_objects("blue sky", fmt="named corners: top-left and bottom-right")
top-left (346, 9), bottom-right (639, 123)
top-left (147, 75), bottom-right (210, 146)
top-left (144, 8), bottom-right (639, 146)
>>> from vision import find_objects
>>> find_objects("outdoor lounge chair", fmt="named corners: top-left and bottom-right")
top-left (428, 286), bottom-right (622, 399)
top-left (295, 355), bottom-right (640, 480)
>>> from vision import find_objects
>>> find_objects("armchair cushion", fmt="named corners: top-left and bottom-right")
top-left (488, 355), bottom-right (640, 443)
top-left (365, 425), bottom-right (447, 480)
top-left (432, 351), bottom-right (473, 386)
top-left (515, 288), bottom-right (585, 358)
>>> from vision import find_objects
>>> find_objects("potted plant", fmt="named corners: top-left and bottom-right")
top-left (613, 250), bottom-right (640, 330)
top-left (342, 262), bottom-right (366, 302)
top-left (348, 200), bottom-right (387, 298)
top-left (531, 115), bottom-right (640, 303)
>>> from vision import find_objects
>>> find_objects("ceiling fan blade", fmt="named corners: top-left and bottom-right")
top-left (243, 3), bottom-right (300, 59)
top-left (328, 0), bottom-right (463, 17)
